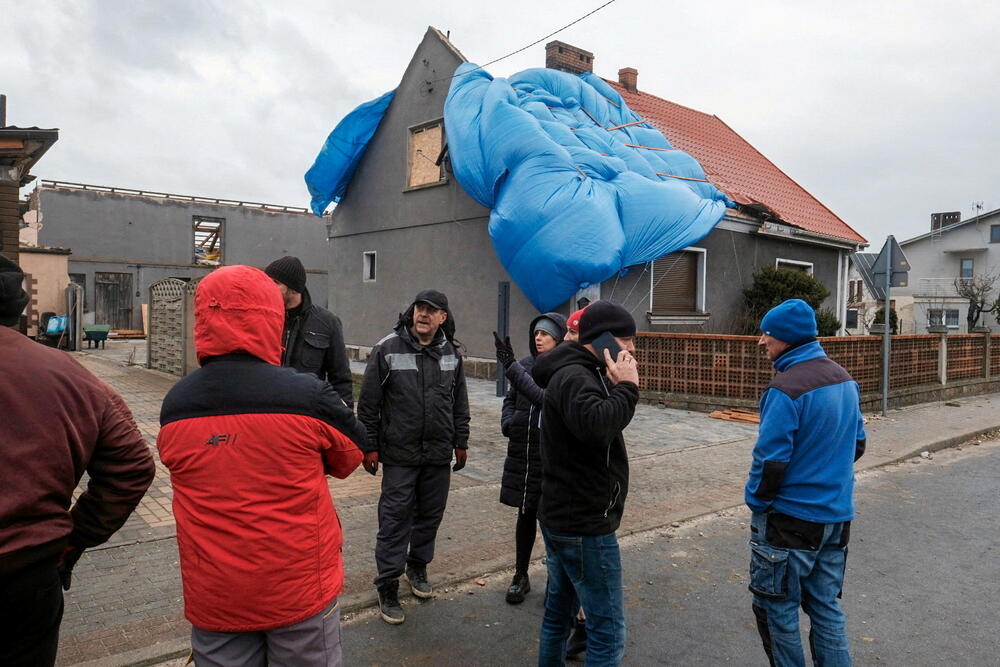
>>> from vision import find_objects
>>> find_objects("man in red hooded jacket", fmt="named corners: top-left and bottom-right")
top-left (158, 265), bottom-right (365, 666)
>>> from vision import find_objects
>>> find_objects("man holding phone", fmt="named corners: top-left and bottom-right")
top-left (531, 300), bottom-right (640, 666)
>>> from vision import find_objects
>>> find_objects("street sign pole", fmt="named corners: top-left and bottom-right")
top-left (496, 281), bottom-right (510, 397)
top-left (881, 239), bottom-right (892, 417)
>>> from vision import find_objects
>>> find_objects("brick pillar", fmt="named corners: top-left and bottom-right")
top-left (938, 332), bottom-right (948, 385)
top-left (0, 183), bottom-right (19, 265)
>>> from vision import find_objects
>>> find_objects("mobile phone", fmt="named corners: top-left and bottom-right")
top-left (590, 331), bottom-right (622, 364)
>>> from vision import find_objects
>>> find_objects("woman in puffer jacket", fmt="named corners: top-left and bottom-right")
top-left (497, 312), bottom-right (567, 604)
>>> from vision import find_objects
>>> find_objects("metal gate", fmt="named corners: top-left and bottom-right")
top-left (148, 278), bottom-right (200, 376)
top-left (95, 272), bottom-right (133, 330)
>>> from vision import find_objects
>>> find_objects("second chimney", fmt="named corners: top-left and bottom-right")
top-left (545, 41), bottom-right (594, 75)
top-left (618, 67), bottom-right (638, 92)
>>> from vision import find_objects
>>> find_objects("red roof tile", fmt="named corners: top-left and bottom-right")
top-left (606, 81), bottom-right (866, 244)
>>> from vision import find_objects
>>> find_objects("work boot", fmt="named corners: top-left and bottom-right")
top-left (405, 563), bottom-right (434, 599)
top-left (505, 572), bottom-right (530, 604)
top-left (376, 581), bottom-right (404, 625)
top-left (565, 617), bottom-right (587, 661)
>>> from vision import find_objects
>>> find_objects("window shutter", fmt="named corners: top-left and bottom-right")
top-left (652, 251), bottom-right (697, 313)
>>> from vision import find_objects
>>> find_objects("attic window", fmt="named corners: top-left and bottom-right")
top-left (407, 120), bottom-right (446, 190)
top-left (193, 216), bottom-right (224, 265)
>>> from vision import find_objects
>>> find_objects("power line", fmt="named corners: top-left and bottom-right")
top-left (428, 0), bottom-right (619, 84)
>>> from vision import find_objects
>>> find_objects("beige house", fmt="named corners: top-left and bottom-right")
top-left (17, 244), bottom-right (70, 337)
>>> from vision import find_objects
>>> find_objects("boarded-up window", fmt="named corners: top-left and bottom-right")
top-left (651, 251), bottom-right (698, 313)
top-left (408, 122), bottom-right (445, 188)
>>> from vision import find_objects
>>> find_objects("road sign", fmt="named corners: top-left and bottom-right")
top-left (872, 236), bottom-right (910, 288)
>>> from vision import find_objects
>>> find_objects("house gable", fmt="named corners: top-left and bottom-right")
top-left (330, 27), bottom-right (487, 239)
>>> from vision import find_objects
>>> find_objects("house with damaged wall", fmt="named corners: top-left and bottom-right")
top-left (323, 29), bottom-right (867, 359)
top-left (31, 180), bottom-right (330, 330)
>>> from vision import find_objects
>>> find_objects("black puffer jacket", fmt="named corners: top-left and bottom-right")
top-left (499, 312), bottom-right (567, 511)
top-left (281, 289), bottom-right (354, 410)
top-left (357, 323), bottom-right (470, 466)
top-left (532, 342), bottom-right (638, 535)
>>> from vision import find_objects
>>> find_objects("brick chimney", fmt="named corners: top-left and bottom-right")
top-left (545, 41), bottom-right (594, 75)
top-left (618, 67), bottom-right (637, 92)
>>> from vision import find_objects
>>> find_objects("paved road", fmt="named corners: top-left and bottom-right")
top-left (340, 440), bottom-right (1000, 666)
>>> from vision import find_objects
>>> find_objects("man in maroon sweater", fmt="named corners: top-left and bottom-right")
top-left (0, 255), bottom-right (155, 667)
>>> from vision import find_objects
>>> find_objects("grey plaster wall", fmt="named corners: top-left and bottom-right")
top-left (329, 28), bottom-right (488, 239)
top-left (36, 186), bottom-right (329, 326)
top-left (330, 218), bottom-right (553, 359)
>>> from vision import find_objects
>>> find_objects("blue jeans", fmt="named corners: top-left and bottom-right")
top-left (749, 511), bottom-right (851, 667)
top-left (538, 526), bottom-right (625, 666)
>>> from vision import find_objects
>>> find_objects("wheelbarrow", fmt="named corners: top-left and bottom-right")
top-left (83, 324), bottom-right (112, 349)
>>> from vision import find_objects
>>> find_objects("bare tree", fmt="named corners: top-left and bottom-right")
top-left (954, 271), bottom-right (999, 331)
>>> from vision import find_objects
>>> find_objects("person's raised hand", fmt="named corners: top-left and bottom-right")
top-left (604, 348), bottom-right (639, 386)
top-left (493, 331), bottom-right (516, 369)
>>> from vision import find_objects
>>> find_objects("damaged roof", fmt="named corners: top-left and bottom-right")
top-left (604, 82), bottom-right (866, 245)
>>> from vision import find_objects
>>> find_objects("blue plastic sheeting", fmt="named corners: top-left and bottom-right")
top-left (444, 63), bottom-right (732, 311)
top-left (305, 89), bottom-right (396, 216)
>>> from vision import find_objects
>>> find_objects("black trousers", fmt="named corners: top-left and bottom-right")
top-left (374, 464), bottom-right (451, 588)
top-left (0, 559), bottom-right (64, 667)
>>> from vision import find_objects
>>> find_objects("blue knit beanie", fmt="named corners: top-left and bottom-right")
top-left (760, 299), bottom-right (818, 344)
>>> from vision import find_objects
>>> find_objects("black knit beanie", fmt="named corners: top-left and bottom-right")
top-left (578, 300), bottom-right (636, 345)
top-left (0, 255), bottom-right (30, 327)
top-left (264, 256), bottom-right (307, 294)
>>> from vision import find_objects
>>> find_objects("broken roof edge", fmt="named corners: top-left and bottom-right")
top-left (36, 180), bottom-right (317, 217)
top-left (428, 26), bottom-right (468, 63)
top-left (708, 113), bottom-right (867, 245)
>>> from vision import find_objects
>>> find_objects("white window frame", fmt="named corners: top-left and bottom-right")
top-left (647, 246), bottom-right (707, 324)
top-left (775, 258), bottom-right (814, 275)
top-left (928, 308), bottom-right (960, 329)
top-left (362, 251), bottom-right (376, 283)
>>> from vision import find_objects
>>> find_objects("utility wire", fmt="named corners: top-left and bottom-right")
top-left (427, 0), bottom-right (619, 84)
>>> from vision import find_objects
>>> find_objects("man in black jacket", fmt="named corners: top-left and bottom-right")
top-left (265, 256), bottom-right (354, 408)
top-left (531, 300), bottom-right (640, 666)
top-left (358, 289), bottom-right (470, 625)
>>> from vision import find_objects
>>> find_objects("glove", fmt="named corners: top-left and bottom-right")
top-left (493, 331), bottom-right (516, 370)
top-left (363, 451), bottom-right (380, 476)
top-left (57, 545), bottom-right (84, 591)
top-left (452, 448), bottom-right (467, 472)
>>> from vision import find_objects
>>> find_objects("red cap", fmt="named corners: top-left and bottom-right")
top-left (567, 307), bottom-right (587, 333)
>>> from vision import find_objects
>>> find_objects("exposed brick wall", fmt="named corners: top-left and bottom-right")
top-left (545, 40), bottom-right (594, 75)
top-left (0, 183), bottom-right (19, 264)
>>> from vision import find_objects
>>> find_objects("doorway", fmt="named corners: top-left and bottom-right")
top-left (95, 272), bottom-right (134, 329)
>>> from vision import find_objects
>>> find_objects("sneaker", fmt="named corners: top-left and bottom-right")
top-left (376, 581), bottom-right (405, 624)
top-left (405, 563), bottom-right (434, 599)
top-left (505, 572), bottom-right (530, 604)
top-left (565, 617), bottom-right (587, 661)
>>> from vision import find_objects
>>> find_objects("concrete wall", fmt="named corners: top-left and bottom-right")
top-left (35, 186), bottom-right (329, 327)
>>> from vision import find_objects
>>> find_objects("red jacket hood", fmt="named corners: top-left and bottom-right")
top-left (194, 265), bottom-right (284, 365)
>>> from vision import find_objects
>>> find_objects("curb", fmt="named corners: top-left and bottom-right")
top-left (78, 424), bottom-right (1000, 666)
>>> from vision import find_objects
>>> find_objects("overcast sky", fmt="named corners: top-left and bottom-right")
top-left (6, 0), bottom-right (998, 244)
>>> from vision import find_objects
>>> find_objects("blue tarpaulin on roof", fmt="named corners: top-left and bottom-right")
top-left (305, 89), bottom-right (395, 216)
top-left (304, 63), bottom-right (731, 311)
top-left (444, 63), bottom-right (732, 311)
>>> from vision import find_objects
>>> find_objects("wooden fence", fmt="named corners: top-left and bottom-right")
top-left (635, 332), bottom-right (1000, 409)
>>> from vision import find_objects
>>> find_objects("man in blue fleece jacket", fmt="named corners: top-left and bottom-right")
top-left (745, 299), bottom-right (867, 667)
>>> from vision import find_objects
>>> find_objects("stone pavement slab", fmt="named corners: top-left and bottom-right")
top-left (54, 348), bottom-right (1000, 665)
